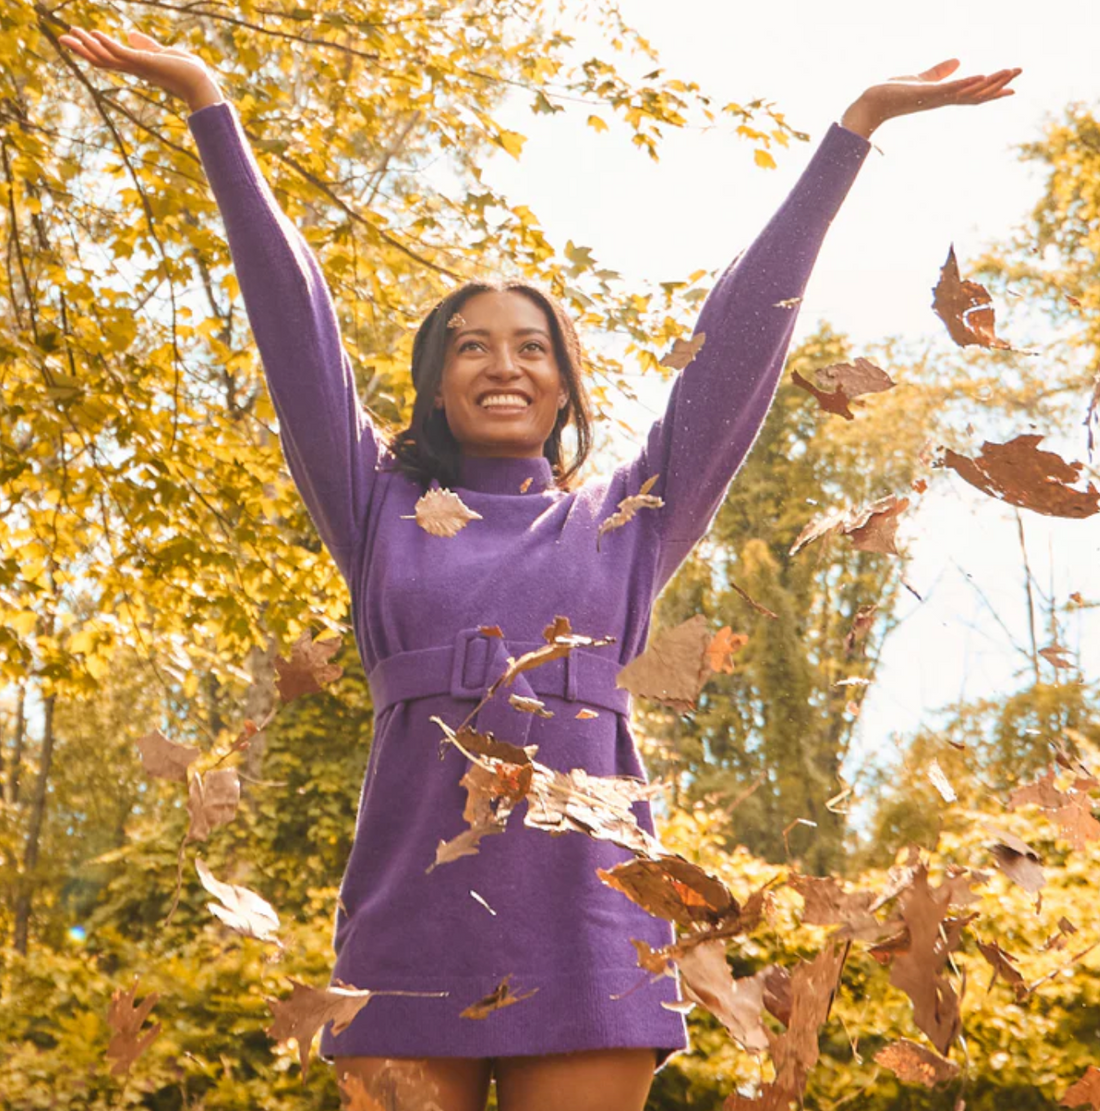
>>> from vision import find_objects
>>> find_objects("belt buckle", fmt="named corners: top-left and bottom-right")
top-left (449, 626), bottom-right (492, 701)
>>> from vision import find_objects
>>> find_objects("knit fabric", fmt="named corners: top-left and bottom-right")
top-left (187, 100), bottom-right (870, 1065)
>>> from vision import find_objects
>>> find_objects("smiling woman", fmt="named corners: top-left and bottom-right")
top-left (386, 282), bottom-right (597, 489)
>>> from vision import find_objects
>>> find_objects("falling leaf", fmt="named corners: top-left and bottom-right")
top-left (575, 708), bottom-right (599, 720)
top-left (447, 313), bottom-right (466, 329)
top-left (339, 1060), bottom-right (444, 1111)
top-left (674, 940), bottom-right (769, 1052)
top-left (875, 1039), bottom-right (960, 1087)
top-left (928, 761), bottom-right (957, 803)
top-left (773, 297), bottom-right (803, 309)
top-left (941, 434), bottom-right (1099, 519)
top-left (789, 874), bottom-right (880, 940)
top-left (659, 331), bottom-right (706, 370)
top-left (1087, 375), bottom-right (1100, 458)
top-left (932, 244), bottom-right (1013, 349)
top-left (912, 477), bottom-right (929, 494)
top-left (195, 858), bottom-right (280, 942)
top-left (1040, 642), bottom-right (1074, 670)
top-left (986, 827), bottom-right (1045, 896)
top-left (1063, 1066), bottom-right (1100, 1109)
top-left (791, 368), bottom-right (855, 420)
top-left (470, 890), bottom-right (496, 915)
top-left (1042, 916), bottom-right (1078, 952)
top-left (844, 605), bottom-right (877, 655)
top-left (186, 768), bottom-right (240, 843)
top-left (790, 494), bottom-right (909, 556)
top-left (976, 938), bottom-right (1028, 1000)
top-left (266, 979), bottom-right (445, 1078)
top-left (275, 631), bottom-right (344, 702)
top-left (730, 579), bottom-right (779, 620)
top-left (134, 729), bottom-right (200, 783)
top-left (479, 624), bottom-right (504, 638)
top-left (814, 357), bottom-right (896, 398)
top-left (106, 980), bottom-right (161, 1076)
top-left (519, 477), bottom-right (533, 493)
top-left (401, 487), bottom-right (484, 537)
top-left (508, 693), bottom-right (554, 718)
top-left (1070, 592), bottom-right (1086, 606)
top-left (705, 626), bottom-right (748, 674)
top-left (616, 614), bottom-right (712, 712)
top-left (598, 853), bottom-right (739, 929)
top-left (492, 616), bottom-right (616, 692)
top-left (460, 975), bottom-right (539, 1019)
top-left (597, 474), bottom-right (664, 550)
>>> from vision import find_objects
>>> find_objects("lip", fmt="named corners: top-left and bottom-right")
top-left (476, 391), bottom-right (533, 412)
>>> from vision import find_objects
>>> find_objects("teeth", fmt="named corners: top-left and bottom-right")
top-left (480, 394), bottom-right (529, 408)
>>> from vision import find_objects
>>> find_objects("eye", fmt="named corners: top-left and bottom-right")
top-left (522, 341), bottom-right (547, 353)
top-left (458, 340), bottom-right (484, 352)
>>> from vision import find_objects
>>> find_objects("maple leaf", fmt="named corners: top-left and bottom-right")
top-left (134, 729), bottom-right (199, 783)
top-left (274, 630), bottom-right (344, 702)
top-left (596, 474), bottom-right (664, 550)
top-left (789, 873), bottom-right (880, 940)
top-left (874, 1039), bottom-right (960, 1087)
top-left (1064, 1067), bottom-right (1100, 1109)
top-left (941, 434), bottom-right (1099, 519)
top-left (814, 356), bottom-right (895, 398)
top-left (705, 626), bottom-right (747, 674)
top-left (1009, 768), bottom-right (1068, 811)
top-left (401, 487), bottom-right (483, 537)
top-left (460, 975), bottom-right (539, 1019)
top-left (1053, 800), bottom-right (1100, 851)
top-left (195, 858), bottom-right (280, 942)
top-left (185, 768), bottom-right (240, 843)
top-left (675, 940), bottom-right (769, 1052)
top-left (616, 613), bottom-right (713, 712)
top-left (266, 979), bottom-right (446, 1078)
top-left (106, 980), bottom-right (161, 1076)
top-left (659, 331), bottom-right (706, 370)
top-left (932, 244), bottom-right (1013, 349)
top-left (976, 938), bottom-right (1028, 1000)
top-left (986, 826), bottom-right (1045, 896)
top-left (791, 368), bottom-right (855, 420)
top-left (1042, 916), bottom-right (1079, 952)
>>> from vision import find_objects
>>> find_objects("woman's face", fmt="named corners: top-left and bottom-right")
top-left (435, 290), bottom-right (568, 459)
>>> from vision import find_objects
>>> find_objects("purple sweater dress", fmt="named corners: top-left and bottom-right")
top-left (187, 100), bottom-right (869, 1065)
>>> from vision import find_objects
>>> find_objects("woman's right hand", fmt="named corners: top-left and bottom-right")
top-left (58, 27), bottom-right (224, 112)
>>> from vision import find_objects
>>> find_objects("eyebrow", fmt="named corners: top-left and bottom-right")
top-left (453, 327), bottom-right (551, 340)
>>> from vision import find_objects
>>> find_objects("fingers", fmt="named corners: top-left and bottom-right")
top-left (918, 58), bottom-right (961, 82)
top-left (127, 29), bottom-right (165, 52)
top-left (58, 28), bottom-right (126, 69)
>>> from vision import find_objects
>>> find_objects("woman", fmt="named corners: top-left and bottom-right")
top-left (60, 24), bottom-right (1018, 1111)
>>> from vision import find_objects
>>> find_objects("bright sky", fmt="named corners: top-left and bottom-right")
top-left (480, 0), bottom-right (1100, 786)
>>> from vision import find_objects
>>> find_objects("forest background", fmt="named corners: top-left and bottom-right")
top-left (2, 0), bottom-right (1100, 1108)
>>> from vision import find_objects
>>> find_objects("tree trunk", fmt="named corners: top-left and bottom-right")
top-left (13, 692), bottom-right (56, 955)
top-left (5, 683), bottom-right (26, 805)
top-left (241, 636), bottom-right (279, 791)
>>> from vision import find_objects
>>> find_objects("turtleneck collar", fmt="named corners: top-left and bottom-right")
top-left (455, 453), bottom-right (556, 495)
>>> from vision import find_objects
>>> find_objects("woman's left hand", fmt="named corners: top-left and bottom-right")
top-left (841, 59), bottom-right (1021, 139)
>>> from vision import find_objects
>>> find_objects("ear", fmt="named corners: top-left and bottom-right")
top-left (434, 394), bottom-right (444, 409)
top-left (558, 393), bottom-right (568, 410)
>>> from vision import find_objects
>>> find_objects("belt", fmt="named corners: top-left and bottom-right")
top-left (368, 625), bottom-right (631, 746)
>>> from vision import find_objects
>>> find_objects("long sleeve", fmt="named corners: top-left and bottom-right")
top-left (616, 122), bottom-right (871, 592)
top-left (187, 100), bottom-right (379, 583)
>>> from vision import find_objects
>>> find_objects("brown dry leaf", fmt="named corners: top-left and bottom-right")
top-left (1042, 916), bottom-right (1078, 952)
top-left (932, 244), bottom-right (1013, 349)
top-left (460, 975), bottom-right (539, 1019)
top-left (519, 477), bottom-right (533, 493)
top-left (186, 768), bottom-right (240, 843)
top-left (195, 858), bottom-right (280, 942)
top-left (106, 980), bottom-right (162, 1076)
top-left (597, 474), bottom-right (664, 551)
top-left (616, 614), bottom-right (712, 712)
top-left (928, 761), bottom-right (957, 803)
top-left (429, 762), bottom-right (524, 872)
top-left (1053, 801), bottom-right (1100, 851)
top-left (730, 580), bottom-right (779, 620)
top-left (941, 434), bottom-right (1099, 519)
top-left (267, 979), bottom-right (445, 1078)
top-left (1087, 375), bottom-right (1100, 458)
top-left (597, 854), bottom-right (738, 929)
top-left (791, 368), bottom-right (855, 420)
top-left (674, 940), bottom-right (769, 1052)
top-left (479, 624), bottom-right (504, 638)
top-left (659, 331), bottom-right (706, 370)
top-left (447, 313), bottom-right (466, 329)
top-left (789, 873), bottom-right (879, 940)
top-left (986, 827), bottom-right (1045, 896)
top-left (1040, 642), bottom-right (1075, 669)
top-left (814, 356), bottom-right (896, 398)
top-left (338, 1074), bottom-right (386, 1111)
top-left (508, 693), bottom-right (554, 718)
top-left (632, 938), bottom-right (671, 976)
top-left (844, 605), bottom-right (877, 656)
top-left (789, 494), bottom-right (909, 557)
top-left (875, 1039), bottom-right (960, 1087)
top-left (976, 939), bottom-right (1028, 1000)
top-left (575, 708), bottom-right (599, 720)
top-left (705, 627), bottom-right (748, 674)
top-left (493, 616), bottom-right (615, 691)
top-left (134, 729), bottom-right (200, 783)
top-left (1009, 768), bottom-right (1067, 811)
top-left (401, 487), bottom-right (484, 538)
top-left (275, 631), bottom-right (344, 702)
top-left (1063, 1066), bottom-right (1100, 1109)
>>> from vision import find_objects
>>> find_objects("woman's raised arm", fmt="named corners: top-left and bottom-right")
top-left (59, 27), bottom-right (380, 583)
top-left (613, 59), bottom-right (1020, 593)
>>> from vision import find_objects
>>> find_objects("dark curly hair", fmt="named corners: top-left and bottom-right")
top-left (383, 281), bottom-right (595, 491)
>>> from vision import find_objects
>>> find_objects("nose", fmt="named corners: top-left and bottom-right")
top-left (487, 346), bottom-right (521, 379)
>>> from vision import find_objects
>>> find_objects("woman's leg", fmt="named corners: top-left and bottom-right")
top-left (333, 1055), bottom-right (493, 1111)
top-left (495, 1048), bottom-right (658, 1111)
